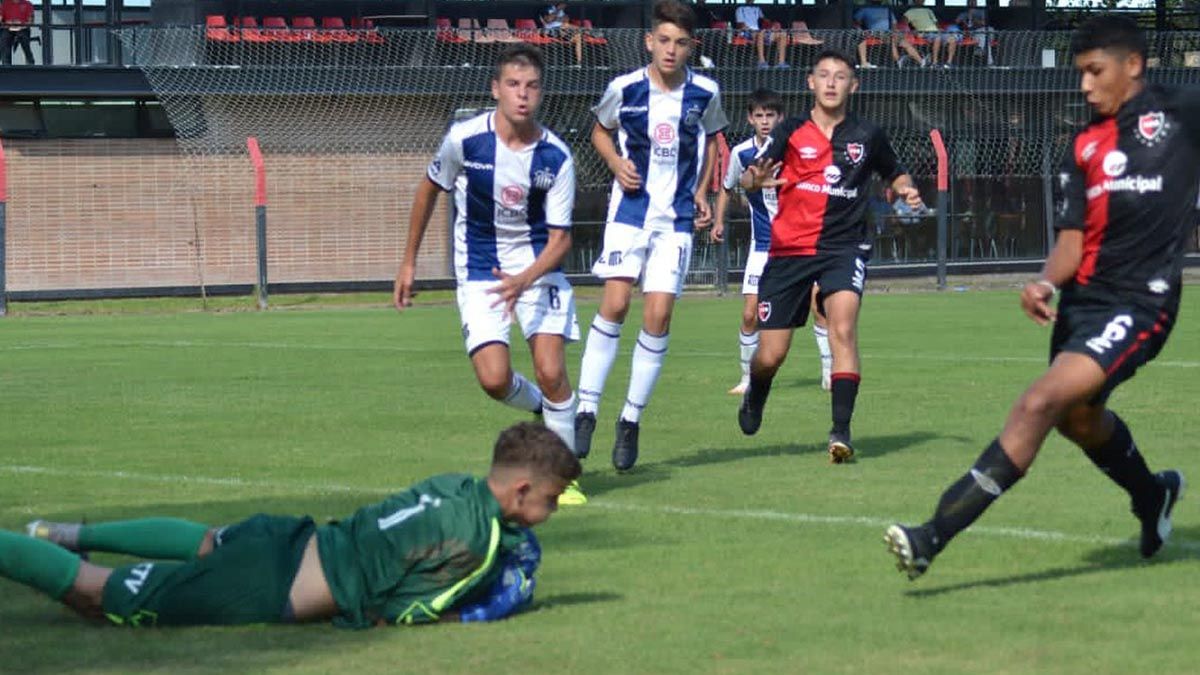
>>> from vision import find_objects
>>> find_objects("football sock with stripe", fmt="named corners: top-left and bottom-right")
top-left (830, 372), bottom-right (860, 436)
top-left (502, 372), bottom-right (543, 414)
top-left (928, 439), bottom-right (1024, 553)
top-left (621, 330), bottom-right (669, 423)
top-left (541, 391), bottom-right (578, 454)
top-left (813, 324), bottom-right (831, 364)
top-left (0, 530), bottom-right (81, 600)
top-left (79, 518), bottom-right (210, 560)
top-left (1080, 412), bottom-right (1158, 504)
top-left (738, 330), bottom-right (759, 381)
top-left (577, 316), bottom-right (623, 416)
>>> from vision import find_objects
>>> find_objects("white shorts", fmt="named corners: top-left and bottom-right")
top-left (456, 275), bottom-right (580, 356)
top-left (741, 249), bottom-right (769, 296)
top-left (590, 222), bottom-right (693, 297)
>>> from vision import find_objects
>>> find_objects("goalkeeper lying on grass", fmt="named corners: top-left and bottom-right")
top-left (2, 422), bottom-right (578, 628)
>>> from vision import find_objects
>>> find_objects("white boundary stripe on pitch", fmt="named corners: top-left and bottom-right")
top-left (3, 464), bottom-right (1196, 553)
top-left (1, 340), bottom-right (1199, 368)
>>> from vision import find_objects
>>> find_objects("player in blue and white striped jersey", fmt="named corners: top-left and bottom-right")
top-left (393, 46), bottom-right (586, 505)
top-left (575, 0), bottom-right (729, 471)
top-left (712, 89), bottom-right (833, 396)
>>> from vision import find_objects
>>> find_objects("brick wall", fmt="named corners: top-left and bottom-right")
top-left (3, 138), bottom-right (450, 293)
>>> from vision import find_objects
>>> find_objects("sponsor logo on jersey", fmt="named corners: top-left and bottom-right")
top-left (654, 123), bottom-right (676, 145)
top-left (533, 167), bottom-right (556, 191)
top-left (1101, 150), bottom-right (1127, 177)
top-left (501, 185), bottom-right (526, 207)
top-left (652, 123), bottom-right (679, 161)
top-left (799, 146), bottom-right (819, 160)
top-left (1148, 278), bottom-right (1171, 294)
top-left (1137, 111), bottom-right (1167, 145)
top-left (758, 301), bottom-right (772, 322)
top-left (795, 181), bottom-right (859, 199)
top-left (823, 165), bottom-right (843, 185)
top-left (1081, 140), bottom-right (1098, 162)
top-left (619, 105), bottom-right (649, 114)
top-left (463, 160), bottom-right (495, 171)
top-left (1085, 175), bottom-right (1163, 200)
top-left (845, 142), bottom-right (865, 164)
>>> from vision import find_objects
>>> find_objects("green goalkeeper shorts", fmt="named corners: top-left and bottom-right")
top-left (101, 514), bottom-right (315, 627)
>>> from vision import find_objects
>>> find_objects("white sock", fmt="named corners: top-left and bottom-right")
top-left (502, 371), bottom-right (543, 413)
top-left (739, 330), bottom-right (759, 382)
top-left (577, 316), bottom-right (622, 416)
top-left (541, 391), bottom-right (577, 454)
top-left (814, 325), bottom-right (832, 370)
top-left (621, 330), bottom-right (668, 423)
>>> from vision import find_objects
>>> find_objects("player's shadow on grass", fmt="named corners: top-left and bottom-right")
top-left (903, 525), bottom-right (1200, 598)
top-left (577, 465), bottom-right (673, 498)
top-left (658, 430), bottom-right (958, 469)
top-left (535, 591), bottom-right (623, 610)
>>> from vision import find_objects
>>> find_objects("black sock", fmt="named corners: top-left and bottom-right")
top-left (928, 438), bottom-right (1024, 553)
top-left (1080, 413), bottom-right (1157, 506)
top-left (830, 372), bottom-right (860, 436)
top-left (747, 371), bottom-right (773, 410)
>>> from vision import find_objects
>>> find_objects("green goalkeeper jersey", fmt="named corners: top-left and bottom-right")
top-left (315, 473), bottom-right (525, 628)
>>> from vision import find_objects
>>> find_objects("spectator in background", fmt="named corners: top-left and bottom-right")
top-left (957, 0), bottom-right (997, 66)
top-left (734, 1), bottom-right (789, 69)
top-left (853, 0), bottom-right (925, 69)
top-left (904, 0), bottom-right (958, 67)
top-left (1, 0), bottom-right (35, 65)
top-left (541, 3), bottom-right (584, 67)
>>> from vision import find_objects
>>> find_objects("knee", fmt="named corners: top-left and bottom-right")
top-left (1056, 406), bottom-right (1104, 444)
top-left (1014, 388), bottom-right (1062, 423)
top-left (741, 309), bottom-right (758, 331)
top-left (755, 343), bottom-right (787, 369)
top-left (828, 321), bottom-right (857, 348)
top-left (534, 363), bottom-right (566, 394)
top-left (477, 369), bottom-right (511, 400)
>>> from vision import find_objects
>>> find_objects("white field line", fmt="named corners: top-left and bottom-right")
top-left (1, 339), bottom-right (1198, 368)
top-left (3, 464), bottom-right (1196, 553)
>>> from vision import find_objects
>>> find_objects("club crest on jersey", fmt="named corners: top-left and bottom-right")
top-left (533, 167), bottom-right (556, 191)
top-left (758, 301), bottom-right (772, 322)
top-left (684, 104), bottom-right (702, 129)
top-left (654, 123), bottom-right (676, 145)
top-left (845, 142), bottom-right (865, 164)
top-left (501, 185), bottom-right (526, 207)
top-left (1136, 111), bottom-right (1167, 145)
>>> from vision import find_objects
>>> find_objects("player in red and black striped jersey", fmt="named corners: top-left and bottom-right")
top-left (886, 15), bottom-right (1197, 580)
top-left (736, 50), bottom-right (925, 464)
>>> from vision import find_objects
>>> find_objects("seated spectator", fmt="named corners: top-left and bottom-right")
top-left (1, 0), bottom-right (35, 65)
top-left (957, 0), bottom-right (997, 66)
top-left (541, 2), bottom-right (583, 66)
top-left (734, 0), bottom-right (789, 69)
top-left (853, 0), bottom-right (924, 69)
top-left (903, 0), bottom-right (958, 67)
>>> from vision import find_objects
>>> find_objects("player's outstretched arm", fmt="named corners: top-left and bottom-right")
top-left (740, 158), bottom-right (784, 193)
top-left (394, 177), bottom-right (442, 311)
top-left (889, 174), bottom-right (925, 210)
top-left (1021, 229), bottom-right (1082, 326)
top-left (592, 121), bottom-right (641, 192)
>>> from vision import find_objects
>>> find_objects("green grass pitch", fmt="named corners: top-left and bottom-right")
top-left (1, 288), bottom-right (1197, 674)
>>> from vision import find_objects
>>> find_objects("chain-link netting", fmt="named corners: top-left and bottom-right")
top-left (115, 27), bottom-right (1200, 286)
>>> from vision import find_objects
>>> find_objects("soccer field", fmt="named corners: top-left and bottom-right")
top-left (1, 289), bottom-right (1198, 674)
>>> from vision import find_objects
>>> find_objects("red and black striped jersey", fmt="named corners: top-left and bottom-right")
top-left (1055, 84), bottom-right (1200, 305)
top-left (759, 112), bottom-right (906, 257)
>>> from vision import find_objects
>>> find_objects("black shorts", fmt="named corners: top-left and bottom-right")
top-left (1050, 288), bottom-right (1178, 404)
top-left (755, 251), bottom-right (867, 330)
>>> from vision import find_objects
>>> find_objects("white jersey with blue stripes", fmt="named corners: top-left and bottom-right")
top-left (427, 112), bottom-right (576, 285)
top-left (723, 135), bottom-right (777, 253)
top-left (593, 67), bottom-right (728, 233)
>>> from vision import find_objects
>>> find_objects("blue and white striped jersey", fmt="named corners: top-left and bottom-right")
top-left (427, 112), bottom-right (575, 284)
top-left (723, 135), bottom-right (777, 253)
top-left (593, 67), bottom-right (728, 233)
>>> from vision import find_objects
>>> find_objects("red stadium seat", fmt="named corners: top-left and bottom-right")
top-left (484, 19), bottom-right (522, 43)
top-left (437, 17), bottom-right (470, 44)
top-left (351, 17), bottom-right (386, 45)
top-left (205, 15), bottom-right (238, 42)
top-left (319, 17), bottom-right (358, 43)
top-left (262, 16), bottom-right (303, 43)
top-left (239, 17), bottom-right (270, 43)
top-left (580, 19), bottom-right (607, 46)
top-left (291, 16), bottom-right (318, 42)
top-left (514, 18), bottom-right (555, 45)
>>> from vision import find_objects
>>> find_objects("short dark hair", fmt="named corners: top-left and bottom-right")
top-left (652, 0), bottom-right (697, 36)
top-left (494, 44), bottom-right (545, 81)
top-left (1069, 14), bottom-right (1147, 63)
top-left (492, 422), bottom-right (582, 482)
top-left (747, 88), bottom-right (784, 115)
top-left (811, 50), bottom-right (857, 75)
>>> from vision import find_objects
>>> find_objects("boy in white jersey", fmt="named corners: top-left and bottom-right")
top-left (575, 0), bottom-right (728, 471)
top-left (393, 46), bottom-right (586, 504)
top-left (711, 90), bottom-right (835, 395)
